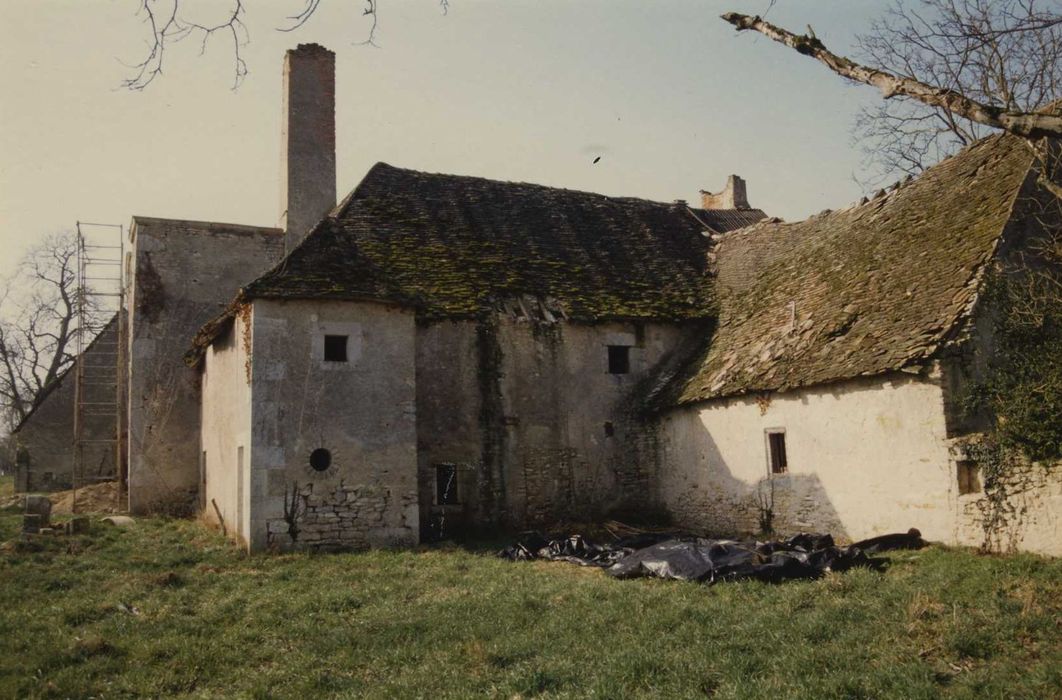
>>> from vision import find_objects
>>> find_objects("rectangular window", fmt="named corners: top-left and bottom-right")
top-left (323, 334), bottom-right (348, 362)
top-left (608, 345), bottom-right (630, 374)
top-left (767, 430), bottom-right (787, 474)
top-left (957, 460), bottom-right (981, 495)
top-left (436, 464), bottom-right (459, 505)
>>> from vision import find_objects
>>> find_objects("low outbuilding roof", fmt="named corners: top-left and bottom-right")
top-left (663, 133), bottom-right (1037, 405)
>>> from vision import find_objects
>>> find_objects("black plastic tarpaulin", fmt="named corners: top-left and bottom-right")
top-left (499, 529), bottom-right (925, 585)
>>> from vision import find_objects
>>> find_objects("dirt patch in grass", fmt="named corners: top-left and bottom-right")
top-left (50, 481), bottom-right (122, 515)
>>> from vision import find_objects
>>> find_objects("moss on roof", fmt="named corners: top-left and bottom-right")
top-left (242, 163), bottom-right (765, 321)
top-left (667, 133), bottom-right (1036, 405)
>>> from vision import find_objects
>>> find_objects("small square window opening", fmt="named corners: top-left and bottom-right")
top-left (957, 460), bottom-right (981, 495)
top-left (436, 464), bottom-right (459, 505)
top-left (323, 334), bottom-right (348, 362)
top-left (608, 345), bottom-right (630, 374)
top-left (767, 431), bottom-right (788, 474)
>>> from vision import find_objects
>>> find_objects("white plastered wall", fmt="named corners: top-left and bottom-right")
top-left (657, 373), bottom-right (962, 543)
top-left (200, 313), bottom-right (253, 545)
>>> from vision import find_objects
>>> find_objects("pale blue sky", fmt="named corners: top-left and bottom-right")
top-left (0, 1), bottom-right (889, 275)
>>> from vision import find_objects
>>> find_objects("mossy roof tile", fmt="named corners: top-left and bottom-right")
top-left (242, 163), bottom-right (765, 321)
top-left (667, 133), bottom-right (1035, 405)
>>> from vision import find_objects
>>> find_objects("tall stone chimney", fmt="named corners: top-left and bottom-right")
top-left (280, 44), bottom-right (337, 252)
top-left (700, 175), bottom-right (750, 210)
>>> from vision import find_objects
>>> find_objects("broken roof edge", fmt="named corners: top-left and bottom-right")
top-left (669, 361), bottom-right (937, 411)
top-left (930, 152), bottom-right (1043, 353)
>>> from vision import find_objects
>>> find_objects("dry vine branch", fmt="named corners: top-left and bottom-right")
top-left (721, 11), bottom-right (1062, 140)
top-left (126, 0), bottom-right (452, 88)
top-left (124, 0), bottom-right (249, 91)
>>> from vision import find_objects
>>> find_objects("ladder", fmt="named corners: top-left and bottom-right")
top-left (72, 222), bottom-right (126, 514)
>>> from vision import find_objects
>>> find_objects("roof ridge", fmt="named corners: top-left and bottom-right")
top-left (343, 161), bottom-right (739, 211)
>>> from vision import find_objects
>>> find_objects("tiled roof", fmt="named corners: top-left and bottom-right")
top-left (691, 207), bottom-right (769, 233)
top-left (667, 133), bottom-right (1035, 405)
top-left (241, 163), bottom-right (763, 321)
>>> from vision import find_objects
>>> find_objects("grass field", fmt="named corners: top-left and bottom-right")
top-left (0, 511), bottom-right (1060, 699)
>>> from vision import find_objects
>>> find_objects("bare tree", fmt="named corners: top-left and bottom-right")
top-left (723, 3), bottom-right (1062, 185)
top-left (854, 1), bottom-right (1062, 183)
top-left (123, 0), bottom-right (450, 90)
top-left (0, 233), bottom-right (94, 430)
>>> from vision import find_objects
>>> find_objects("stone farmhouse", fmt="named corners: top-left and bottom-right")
top-left (14, 44), bottom-right (1061, 555)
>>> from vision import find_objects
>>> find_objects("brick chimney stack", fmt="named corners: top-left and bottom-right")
top-left (280, 44), bottom-right (336, 252)
top-left (700, 175), bottom-right (750, 210)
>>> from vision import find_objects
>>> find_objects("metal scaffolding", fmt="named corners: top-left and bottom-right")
top-left (72, 222), bottom-right (125, 514)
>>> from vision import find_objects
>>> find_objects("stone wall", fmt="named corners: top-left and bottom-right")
top-left (13, 315), bottom-right (121, 493)
top-left (276, 482), bottom-right (418, 550)
top-left (950, 442), bottom-right (1062, 556)
top-left (247, 299), bottom-right (418, 552)
top-left (127, 217), bottom-right (283, 514)
top-left (415, 310), bottom-right (685, 535)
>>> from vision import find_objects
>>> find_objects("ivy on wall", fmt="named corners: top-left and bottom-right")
top-left (964, 270), bottom-right (1062, 463)
top-left (959, 247), bottom-right (1061, 548)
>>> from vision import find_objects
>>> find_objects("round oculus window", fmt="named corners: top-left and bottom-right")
top-left (309, 448), bottom-right (332, 472)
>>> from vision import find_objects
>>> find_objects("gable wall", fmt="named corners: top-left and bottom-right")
top-left (127, 219), bottom-right (283, 514)
top-left (246, 299), bottom-right (418, 552)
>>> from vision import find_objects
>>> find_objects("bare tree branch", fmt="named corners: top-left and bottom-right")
top-left (123, 0), bottom-right (248, 91)
top-left (126, 1), bottom-right (452, 89)
top-left (721, 11), bottom-right (1062, 139)
top-left (848, 0), bottom-right (1062, 184)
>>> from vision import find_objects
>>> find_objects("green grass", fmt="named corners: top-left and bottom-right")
top-left (0, 474), bottom-right (13, 500)
top-left (0, 514), bottom-right (1059, 699)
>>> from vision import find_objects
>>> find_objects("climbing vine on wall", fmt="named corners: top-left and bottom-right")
top-left (963, 270), bottom-right (1062, 463)
top-left (955, 435), bottom-right (1040, 551)
top-left (237, 303), bottom-right (253, 384)
top-left (960, 256), bottom-right (1062, 548)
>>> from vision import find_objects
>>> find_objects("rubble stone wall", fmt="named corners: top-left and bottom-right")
top-left (953, 454), bottom-right (1062, 556)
